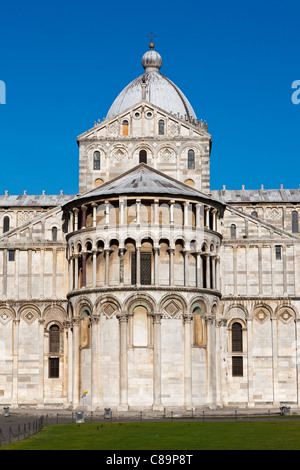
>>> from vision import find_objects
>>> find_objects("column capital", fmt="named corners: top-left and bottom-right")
top-left (183, 313), bottom-right (193, 323)
top-left (153, 312), bottom-right (163, 324)
top-left (72, 317), bottom-right (81, 327)
top-left (118, 312), bottom-right (129, 323)
top-left (206, 315), bottom-right (215, 325)
top-left (90, 315), bottom-right (100, 325)
top-left (216, 318), bottom-right (227, 328)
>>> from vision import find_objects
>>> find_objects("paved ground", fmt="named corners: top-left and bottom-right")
top-left (0, 406), bottom-right (298, 446)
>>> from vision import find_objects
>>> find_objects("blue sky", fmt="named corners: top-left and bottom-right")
top-left (0, 0), bottom-right (300, 195)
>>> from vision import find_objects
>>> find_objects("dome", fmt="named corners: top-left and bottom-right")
top-left (106, 44), bottom-right (197, 121)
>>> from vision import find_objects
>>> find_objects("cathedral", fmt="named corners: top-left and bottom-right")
top-left (0, 42), bottom-right (300, 411)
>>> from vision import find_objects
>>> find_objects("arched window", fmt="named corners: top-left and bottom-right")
top-left (49, 324), bottom-right (60, 378)
top-left (231, 224), bottom-right (236, 239)
top-left (3, 216), bottom-right (10, 233)
top-left (158, 119), bottom-right (165, 135)
top-left (231, 322), bottom-right (243, 377)
top-left (232, 322), bottom-right (243, 352)
top-left (93, 151), bottom-right (100, 170)
top-left (122, 120), bottom-right (129, 136)
top-left (139, 149), bottom-right (147, 164)
top-left (52, 227), bottom-right (57, 242)
top-left (188, 149), bottom-right (195, 169)
top-left (49, 325), bottom-right (60, 354)
top-left (193, 305), bottom-right (207, 346)
top-left (251, 211), bottom-right (258, 218)
top-left (292, 211), bottom-right (298, 233)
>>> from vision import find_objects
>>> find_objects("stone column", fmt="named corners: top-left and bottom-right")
top-left (136, 246), bottom-right (141, 285)
top-left (205, 207), bottom-right (210, 228)
top-left (154, 247), bottom-right (159, 286)
top-left (295, 319), bottom-right (300, 405)
top-left (72, 318), bottom-right (80, 407)
top-left (28, 249), bottom-right (33, 298)
top-left (69, 255), bottom-right (73, 292)
top-left (283, 245), bottom-right (287, 295)
top-left (247, 318), bottom-right (254, 406)
top-left (69, 211), bottom-right (74, 233)
top-left (105, 249), bottom-right (110, 286)
top-left (14, 249), bottom-right (20, 300)
top-left (153, 313), bottom-right (163, 410)
top-left (169, 248), bottom-right (174, 286)
top-left (154, 199), bottom-right (159, 226)
top-left (215, 256), bottom-right (220, 291)
top-left (38, 319), bottom-right (45, 406)
top-left (119, 248), bottom-right (124, 286)
top-left (196, 203), bottom-right (201, 228)
top-left (82, 253), bottom-right (87, 288)
top-left (206, 253), bottom-right (211, 289)
top-left (184, 250), bottom-right (189, 286)
top-left (11, 319), bottom-right (20, 405)
top-left (74, 255), bottom-right (79, 290)
top-left (271, 314), bottom-right (279, 405)
top-left (184, 202), bottom-right (189, 227)
top-left (118, 313), bottom-right (129, 410)
top-left (258, 245), bottom-right (262, 295)
top-left (216, 318), bottom-right (227, 408)
top-left (74, 208), bottom-right (79, 231)
top-left (183, 313), bottom-right (193, 410)
top-left (3, 249), bottom-right (7, 299)
top-left (91, 315), bottom-right (100, 409)
top-left (119, 198), bottom-right (125, 225)
top-left (206, 315), bottom-right (215, 408)
top-left (105, 201), bottom-right (110, 226)
top-left (215, 319), bottom-right (222, 407)
top-left (67, 320), bottom-right (73, 406)
top-left (212, 209), bottom-right (217, 231)
top-left (92, 203), bottom-right (98, 228)
top-left (136, 199), bottom-right (141, 225)
top-left (196, 252), bottom-right (202, 287)
top-left (81, 205), bottom-right (87, 229)
top-left (92, 251), bottom-right (97, 287)
top-left (211, 255), bottom-right (216, 290)
top-left (169, 199), bottom-right (175, 226)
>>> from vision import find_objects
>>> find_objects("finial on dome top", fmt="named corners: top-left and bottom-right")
top-left (142, 32), bottom-right (162, 72)
top-left (147, 32), bottom-right (156, 50)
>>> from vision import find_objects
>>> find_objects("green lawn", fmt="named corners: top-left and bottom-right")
top-left (1, 420), bottom-right (300, 450)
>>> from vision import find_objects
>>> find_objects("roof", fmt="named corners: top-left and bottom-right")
top-left (0, 194), bottom-right (74, 208)
top-left (212, 189), bottom-right (300, 204)
top-left (64, 164), bottom-right (224, 209)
